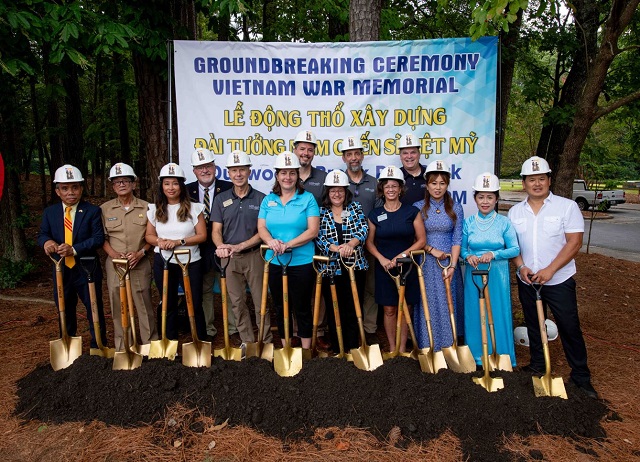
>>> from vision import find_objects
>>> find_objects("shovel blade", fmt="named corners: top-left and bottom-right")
top-left (183, 341), bottom-right (212, 367)
top-left (442, 345), bottom-right (476, 373)
top-left (351, 344), bottom-right (383, 371)
top-left (418, 350), bottom-right (435, 373)
top-left (473, 375), bottom-right (504, 392)
top-left (113, 350), bottom-right (143, 370)
top-left (493, 353), bottom-right (513, 372)
top-left (90, 346), bottom-right (116, 358)
top-left (148, 338), bottom-right (179, 360)
top-left (50, 336), bottom-right (83, 371)
top-left (274, 345), bottom-right (303, 377)
top-left (135, 343), bottom-right (151, 357)
top-left (532, 375), bottom-right (568, 399)
top-left (245, 342), bottom-right (273, 362)
top-left (213, 346), bottom-right (243, 361)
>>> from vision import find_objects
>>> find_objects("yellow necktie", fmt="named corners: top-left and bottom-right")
top-left (64, 206), bottom-right (76, 268)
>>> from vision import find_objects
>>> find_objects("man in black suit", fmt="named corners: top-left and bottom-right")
top-left (186, 148), bottom-right (232, 341)
top-left (38, 164), bottom-right (107, 348)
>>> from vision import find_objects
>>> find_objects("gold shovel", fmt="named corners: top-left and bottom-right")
top-left (245, 245), bottom-right (274, 361)
top-left (79, 256), bottom-right (115, 358)
top-left (174, 249), bottom-right (212, 367)
top-left (391, 257), bottom-right (423, 362)
top-left (148, 249), bottom-right (179, 360)
top-left (471, 269), bottom-right (503, 392)
top-left (273, 249), bottom-right (303, 377)
top-left (125, 272), bottom-right (150, 356)
top-left (382, 263), bottom-right (415, 360)
top-left (213, 256), bottom-right (243, 361)
top-left (480, 268), bottom-right (513, 371)
top-left (410, 251), bottom-right (447, 373)
top-left (437, 256), bottom-right (476, 373)
top-left (531, 283), bottom-right (567, 399)
top-left (344, 253), bottom-right (383, 371)
top-left (49, 255), bottom-right (83, 371)
top-left (112, 259), bottom-right (143, 370)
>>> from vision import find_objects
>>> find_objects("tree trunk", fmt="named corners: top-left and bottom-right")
top-left (63, 62), bottom-right (85, 168)
top-left (0, 85), bottom-right (29, 261)
top-left (30, 77), bottom-right (48, 209)
top-left (554, 0), bottom-right (640, 198)
top-left (534, 0), bottom-right (599, 196)
top-left (113, 54), bottom-right (132, 165)
top-left (262, 0), bottom-right (277, 42)
top-left (349, 0), bottom-right (381, 41)
top-left (495, 9), bottom-right (523, 176)
top-left (44, 57), bottom-right (63, 204)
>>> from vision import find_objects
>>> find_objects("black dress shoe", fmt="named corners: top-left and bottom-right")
top-left (571, 378), bottom-right (599, 399)
top-left (519, 364), bottom-right (544, 375)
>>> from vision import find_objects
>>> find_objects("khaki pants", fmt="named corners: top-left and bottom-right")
top-left (225, 249), bottom-right (272, 343)
top-left (106, 256), bottom-right (157, 351)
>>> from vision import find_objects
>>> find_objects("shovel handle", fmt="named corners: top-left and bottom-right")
top-left (311, 269), bottom-right (323, 352)
top-left (413, 257), bottom-right (437, 349)
top-left (173, 249), bottom-right (192, 272)
top-left (260, 244), bottom-right (276, 264)
top-left (330, 280), bottom-right (345, 356)
top-left (345, 264), bottom-right (366, 345)
top-left (125, 273), bottom-right (138, 348)
top-left (220, 271), bottom-right (230, 350)
top-left (49, 256), bottom-right (66, 316)
top-left (79, 256), bottom-right (97, 283)
top-left (257, 258), bottom-right (270, 347)
top-left (282, 272), bottom-right (291, 347)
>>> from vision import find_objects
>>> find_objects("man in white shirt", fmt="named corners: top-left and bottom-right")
top-left (508, 156), bottom-right (597, 399)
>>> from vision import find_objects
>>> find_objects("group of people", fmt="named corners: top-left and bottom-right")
top-left (38, 130), bottom-right (598, 400)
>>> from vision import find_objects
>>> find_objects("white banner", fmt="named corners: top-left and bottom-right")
top-left (173, 38), bottom-right (498, 215)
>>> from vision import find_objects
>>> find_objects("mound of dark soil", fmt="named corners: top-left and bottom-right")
top-left (15, 355), bottom-right (607, 461)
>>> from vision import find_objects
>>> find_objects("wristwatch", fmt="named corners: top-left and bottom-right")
top-left (180, 239), bottom-right (186, 246)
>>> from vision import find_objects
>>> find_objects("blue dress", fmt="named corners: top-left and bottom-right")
top-left (412, 197), bottom-right (464, 351)
top-left (368, 204), bottom-right (420, 306)
top-left (461, 211), bottom-right (520, 366)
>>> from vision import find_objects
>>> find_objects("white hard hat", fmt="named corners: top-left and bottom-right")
top-left (226, 150), bottom-right (252, 167)
top-left (378, 165), bottom-right (405, 183)
top-left (340, 135), bottom-right (364, 152)
top-left (273, 151), bottom-right (301, 169)
top-left (545, 319), bottom-right (558, 341)
top-left (53, 164), bottom-right (84, 183)
top-left (191, 148), bottom-right (215, 167)
top-left (324, 170), bottom-right (349, 187)
top-left (472, 172), bottom-right (500, 192)
top-left (514, 326), bottom-right (529, 347)
top-left (398, 134), bottom-right (420, 150)
top-left (158, 163), bottom-right (186, 180)
top-left (520, 156), bottom-right (551, 176)
top-left (425, 159), bottom-right (450, 176)
top-left (109, 162), bottom-right (137, 180)
top-left (293, 130), bottom-right (317, 146)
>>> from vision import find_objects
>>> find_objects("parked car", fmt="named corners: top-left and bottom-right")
top-left (572, 179), bottom-right (626, 211)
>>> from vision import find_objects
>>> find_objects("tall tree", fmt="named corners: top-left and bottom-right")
top-left (350, 0), bottom-right (382, 40)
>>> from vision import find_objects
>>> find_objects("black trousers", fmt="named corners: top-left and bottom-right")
top-left (517, 277), bottom-right (591, 384)
top-left (321, 270), bottom-right (366, 352)
top-left (153, 254), bottom-right (206, 341)
top-left (268, 263), bottom-right (315, 339)
top-left (52, 264), bottom-right (107, 349)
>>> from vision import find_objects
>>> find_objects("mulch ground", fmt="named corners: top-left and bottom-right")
top-left (0, 175), bottom-right (639, 461)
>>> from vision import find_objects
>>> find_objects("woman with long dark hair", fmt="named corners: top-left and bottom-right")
top-left (413, 160), bottom-right (464, 351)
top-left (145, 163), bottom-right (207, 340)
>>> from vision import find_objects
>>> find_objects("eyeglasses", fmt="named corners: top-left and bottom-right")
top-left (112, 179), bottom-right (132, 186)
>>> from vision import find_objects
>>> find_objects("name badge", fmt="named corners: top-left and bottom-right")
top-left (223, 199), bottom-right (233, 208)
top-left (268, 201), bottom-right (278, 207)
top-left (340, 210), bottom-right (351, 219)
top-left (138, 214), bottom-right (144, 218)
top-left (378, 213), bottom-right (388, 222)
top-left (107, 217), bottom-right (117, 221)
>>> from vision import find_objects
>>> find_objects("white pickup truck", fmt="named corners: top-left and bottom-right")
top-left (572, 179), bottom-right (626, 211)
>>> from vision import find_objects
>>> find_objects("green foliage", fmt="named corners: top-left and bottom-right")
top-left (0, 257), bottom-right (37, 289)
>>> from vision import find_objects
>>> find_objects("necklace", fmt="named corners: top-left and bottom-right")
top-left (384, 202), bottom-right (401, 213)
top-left (475, 211), bottom-right (498, 231)
top-left (430, 199), bottom-right (444, 214)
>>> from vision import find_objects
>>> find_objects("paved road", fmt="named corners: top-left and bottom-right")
top-left (500, 192), bottom-right (640, 263)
